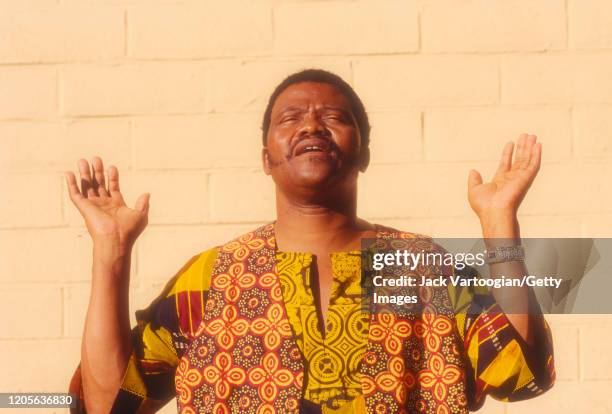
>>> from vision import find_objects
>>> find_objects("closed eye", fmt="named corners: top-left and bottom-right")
top-left (279, 116), bottom-right (299, 124)
top-left (323, 114), bottom-right (349, 123)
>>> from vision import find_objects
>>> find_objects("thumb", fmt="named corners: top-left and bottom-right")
top-left (134, 193), bottom-right (150, 214)
top-left (468, 169), bottom-right (483, 190)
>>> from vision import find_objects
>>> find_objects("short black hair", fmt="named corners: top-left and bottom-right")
top-left (261, 69), bottom-right (371, 148)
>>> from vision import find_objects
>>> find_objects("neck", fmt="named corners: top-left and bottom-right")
top-left (274, 187), bottom-right (373, 252)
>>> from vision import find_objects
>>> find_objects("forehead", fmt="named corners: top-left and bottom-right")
top-left (271, 82), bottom-right (351, 113)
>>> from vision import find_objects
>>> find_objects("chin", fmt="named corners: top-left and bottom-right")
top-left (275, 156), bottom-right (359, 193)
top-left (292, 164), bottom-right (352, 192)
top-left (295, 170), bottom-right (335, 188)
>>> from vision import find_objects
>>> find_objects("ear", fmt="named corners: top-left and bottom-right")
top-left (262, 147), bottom-right (272, 175)
top-left (358, 147), bottom-right (370, 173)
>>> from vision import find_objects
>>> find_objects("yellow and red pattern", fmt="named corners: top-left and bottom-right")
top-left (68, 222), bottom-right (555, 414)
top-left (368, 313), bottom-right (412, 356)
top-left (414, 309), bottom-right (454, 353)
top-left (202, 304), bottom-right (249, 350)
top-left (250, 304), bottom-right (293, 350)
top-left (181, 223), bottom-right (304, 414)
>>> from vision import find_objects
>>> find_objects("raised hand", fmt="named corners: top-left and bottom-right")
top-left (65, 157), bottom-right (150, 249)
top-left (467, 134), bottom-right (541, 221)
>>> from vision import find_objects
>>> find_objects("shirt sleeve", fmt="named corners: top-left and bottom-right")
top-left (68, 247), bottom-right (218, 414)
top-left (448, 265), bottom-right (556, 411)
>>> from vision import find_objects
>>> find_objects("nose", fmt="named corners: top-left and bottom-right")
top-left (299, 113), bottom-right (328, 137)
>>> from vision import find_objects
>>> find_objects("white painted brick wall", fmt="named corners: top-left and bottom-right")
top-left (1, 1), bottom-right (611, 412)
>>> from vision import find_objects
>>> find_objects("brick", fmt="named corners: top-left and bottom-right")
top-left (0, 6), bottom-right (124, 63)
top-left (506, 382), bottom-right (612, 413)
top-left (274, 1), bottom-right (418, 55)
top-left (548, 324), bottom-right (579, 380)
top-left (0, 66), bottom-right (56, 119)
top-left (358, 164), bottom-right (471, 219)
top-left (62, 284), bottom-right (89, 339)
top-left (0, 228), bottom-right (93, 283)
top-left (546, 314), bottom-right (612, 326)
top-left (0, 339), bottom-right (80, 392)
top-left (422, 0), bottom-right (566, 52)
top-left (61, 63), bottom-right (207, 116)
top-left (208, 59), bottom-right (351, 113)
top-left (353, 56), bottom-right (498, 110)
top-left (64, 0), bottom-right (193, 3)
top-left (137, 224), bottom-right (256, 281)
top-left (424, 215), bottom-right (583, 239)
top-left (581, 324), bottom-right (612, 379)
top-left (0, 174), bottom-right (63, 228)
top-left (479, 400), bottom-right (506, 414)
top-left (128, 2), bottom-right (273, 58)
top-left (430, 216), bottom-right (485, 238)
top-left (0, 119), bottom-right (131, 172)
top-left (520, 163), bottom-right (611, 215)
top-left (425, 108), bottom-right (572, 162)
top-left (573, 106), bottom-right (612, 159)
top-left (209, 172), bottom-right (275, 222)
top-left (600, 168), bottom-right (612, 211)
top-left (368, 112), bottom-right (422, 164)
top-left (132, 114), bottom-right (262, 170)
top-left (502, 53), bottom-right (612, 104)
top-left (582, 214), bottom-right (612, 237)
top-left (569, 0), bottom-right (612, 49)
top-left (0, 0), bottom-right (58, 9)
top-left (123, 172), bottom-right (209, 225)
top-left (517, 216), bottom-right (582, 237)
top-left (0, 287), bottom-right (61, 338)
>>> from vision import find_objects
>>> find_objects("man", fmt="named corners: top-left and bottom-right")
top-left (67, 69), bottom-right (554, 414)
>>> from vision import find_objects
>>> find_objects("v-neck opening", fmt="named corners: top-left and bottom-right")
top-left (271, 220), bottom-right (384, 344)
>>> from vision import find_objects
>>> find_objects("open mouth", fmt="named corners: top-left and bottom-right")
top-left (294, 139), bottom-right (336, 157)
top-left (302, 145), bottom-right (326, 153)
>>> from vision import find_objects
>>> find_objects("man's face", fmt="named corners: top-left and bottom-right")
top-left (263, 81), bottom-right (368, 195)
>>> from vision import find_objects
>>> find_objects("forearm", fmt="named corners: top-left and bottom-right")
top-left (480, 213), bottom-right (534, 344)
top-left (81, 241), bottom-right (133, 414)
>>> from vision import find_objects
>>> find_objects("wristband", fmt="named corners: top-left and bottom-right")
top-left (486, 245), bottom-right (525, 264)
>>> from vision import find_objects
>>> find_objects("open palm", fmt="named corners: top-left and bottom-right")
top-left (468, 134), bottom-right (541, 218)
top-left (65, 157), bottom-right (150, 248)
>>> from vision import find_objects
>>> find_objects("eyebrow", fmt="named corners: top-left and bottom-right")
top-left (277, 106), bottom-right (306, 115)
top-left (276, 105), bottom-right (352, 116)
top-left (321, 106), bottom-right (352, 115)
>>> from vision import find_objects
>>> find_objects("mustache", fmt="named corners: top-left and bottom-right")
top-left (289, 134), bottom-right (340, 158)
top-left (266, 134), bottom-right (341, 167)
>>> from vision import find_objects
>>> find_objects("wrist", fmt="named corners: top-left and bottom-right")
top-left (479, 210), bottom-right (520, 241)
top-left (93, 240), bottom-right (132, 269)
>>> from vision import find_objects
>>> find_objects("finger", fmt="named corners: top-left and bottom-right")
top-left (522, 134), bottom-right (537, 169)
top-left (78, 159), bottom-right (96, 198)
top-left (527, 142), bottom-right (542, 173)
top-left (134, 193), bottom-right (150, 214)
top-left (468, 169), bottom-right (483, 190)
top-left (496, 141), bottom-right (514, 174)
top-left (513, 133), bottom-right (528, 168)
top-left (65, 171), bottom-right (99, 217)
top-left (108, 165), bottom-right (120, 193)
top-left (91, 156), bottom-right (109, 197)
top-left (65, 171), bottom-right (84, 205)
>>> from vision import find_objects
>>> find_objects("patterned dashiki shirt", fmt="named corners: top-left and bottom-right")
top-left (69, 226), bottom-right (554, 414)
